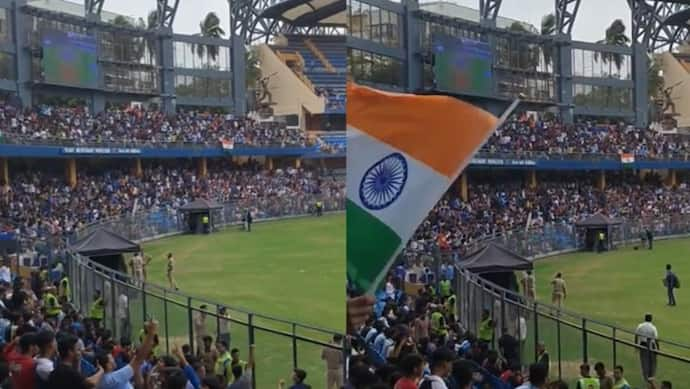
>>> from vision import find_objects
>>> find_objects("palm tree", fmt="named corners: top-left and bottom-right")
top-left (145, 10), bottom-right (159, 62)
top-left (541, 13), bottom-right (556, 69)
top-left (246, 46), bottom-right (261, 89)
top-left (110, 16), bottom-right (144, 63)
top-left (595, 19), bottom-right (631, 73)
top-left (508, 22), bottom-right (530, 34)
top-left (195, 12), bottom-right (226, 63)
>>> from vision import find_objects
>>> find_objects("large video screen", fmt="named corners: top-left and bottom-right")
top-left (432, 34), bottom-right (492, 96)
top-left (41, 30), bottom-right (98, 89)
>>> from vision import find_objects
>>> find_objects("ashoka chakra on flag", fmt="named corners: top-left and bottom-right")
top-left (359, 152), bottom-right (408, 211)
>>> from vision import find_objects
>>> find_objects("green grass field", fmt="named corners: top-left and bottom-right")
top-left (136, 214), bottom-right (344, 388)
top-left (530, 238), bottom-right (690, 386)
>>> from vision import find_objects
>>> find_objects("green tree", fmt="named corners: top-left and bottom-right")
top-left (541, 13), bottom-right (556, 69)
top-left (110, 15), bottom-right (145, 63)
top-left (246, 46), bottom-right (261, 89)
top-left (648, 55), bottom-right (663, 99)
top-left (195, 12), bottom-right (226, 62)
top-left (595, 19), bottom-right (631, 72)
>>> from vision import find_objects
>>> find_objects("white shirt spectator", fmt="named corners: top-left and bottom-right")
top-left (635, 321), bottom-right (658, 348)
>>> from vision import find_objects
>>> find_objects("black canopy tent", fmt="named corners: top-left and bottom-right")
top-left (178, 199), bottom-right (223, 234)
top-left (575, 213), bottom-right (622, 252)
top-left (459, 243), bottom-right (533, 292)
top-left (70, 228), bottom-right (140, 272)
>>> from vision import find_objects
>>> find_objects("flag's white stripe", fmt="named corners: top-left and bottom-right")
top-left (347, 125), bottom-right (450, 243)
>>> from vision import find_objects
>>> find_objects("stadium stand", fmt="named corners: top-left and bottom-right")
top-left (282, 36), bottom-right (346, 114)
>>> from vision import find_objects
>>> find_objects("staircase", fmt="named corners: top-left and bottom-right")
top-left (283, 35), bottom-right (346, 114)
top-left (305, 38), bottom-right (335, 73)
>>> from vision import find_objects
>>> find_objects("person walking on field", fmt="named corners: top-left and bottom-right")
top-left (167, 252), bottom-right (179, 291)
top-left (551, 273), bottom-right (567, 310)
top-left (663, 264), bottom-right (679, 306)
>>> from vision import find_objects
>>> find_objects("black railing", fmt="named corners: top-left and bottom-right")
top-left (65, 198), bottom-right (345, 389)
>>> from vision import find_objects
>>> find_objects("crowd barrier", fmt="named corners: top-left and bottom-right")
top-left (65, 195), bottom-right (346, 389)
top-left (454, 215), bottom-right (690, 387)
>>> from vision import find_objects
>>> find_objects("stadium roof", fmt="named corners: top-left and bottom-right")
top-left (260, 0), bottom-right (346, 27)
top-left (28, 0), bottom-right (136, 24)
top-left (419, 1), bottom-right (537, 33)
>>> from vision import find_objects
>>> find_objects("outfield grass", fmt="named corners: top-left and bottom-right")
top-left (134, 214), bottom-right (344, 389)
top-left (529, 238), bottom-right (690, 386)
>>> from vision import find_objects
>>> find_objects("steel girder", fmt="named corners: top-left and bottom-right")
top-left (231, 0), bottom-right (344, 43)
top-left (84, 0), bottom-right (104, 18)
top-left (555, 0), bottom-right (580, 35)
top-left (232, 0), bottom-right (279, 43)
top-left (157, 0), bottom-right (180, 29)
top-left (479, 0), bottom-right (501, 24)
top-left (629, 0), bottom-right (688, 52)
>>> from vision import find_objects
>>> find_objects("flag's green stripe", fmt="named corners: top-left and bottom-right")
top-left (346, 199), bottom-right (402, 293)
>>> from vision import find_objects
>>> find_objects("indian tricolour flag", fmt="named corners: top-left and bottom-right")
top-left (621, 153), bottom-right (635, 165)
top-left (347, 83), bottom-right (518, 293)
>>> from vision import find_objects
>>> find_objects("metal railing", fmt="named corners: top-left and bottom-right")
top-left (64, 195), bottom-right (345, 389)
top-left (0, 133), bottom-right (316, 150)
top-left (453, 215), bottom-right (690, 386)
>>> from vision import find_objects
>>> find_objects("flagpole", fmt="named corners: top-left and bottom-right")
top-left (363, 98), bottom-right (521, 295)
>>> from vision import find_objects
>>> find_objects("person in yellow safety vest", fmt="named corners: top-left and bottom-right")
top-left (430, 306), bottom-right (447, 338)
top-left (315, 201), bottom-right (323, 216)
top-left (598, 231), bottom-right (606, 253)
top-left (577, 363), bottom-right (600, 389)
top-left (445, 292), bottom-right (457, 321)
top-left (58, 275), bottom-right (70, 302)
top-left (202, 215), bottom-right (210, 234)
top-left (478, 309), bottom-right (494, 345)
top-left (214, 339), bottom-right (233, 386)
top-left (43, 286), bottom-right (62, 318)
top-left (89, 290), bottom-right (105, 325)
top-left (439, 276), bottom-right (451, 298)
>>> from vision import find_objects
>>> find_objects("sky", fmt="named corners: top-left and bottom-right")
top-left (71, 0), bottom-right (632, 43)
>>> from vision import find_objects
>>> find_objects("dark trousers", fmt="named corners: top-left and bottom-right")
top-left (640, 346), bottom-right (657, 380)
top-left (668, 287), bottom-right (676, 306)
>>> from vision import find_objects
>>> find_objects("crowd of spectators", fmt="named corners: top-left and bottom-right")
top-left (405, 173), bottom-right (690, 259)
top-left (484, 114), bottom-right (690, 159)
top-left (347, 271), bottom-right (670, 389)
top-left (0, 161), bottom-right (345, 253)
top-left (0, 104), bottom-right (311, 148)
top-left (0, 253), bottom-right (325, 389)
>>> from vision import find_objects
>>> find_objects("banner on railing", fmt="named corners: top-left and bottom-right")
top-left (470, 157), bottom-right (536, 166)
top-left (61, 147), bottom-right (142, 155)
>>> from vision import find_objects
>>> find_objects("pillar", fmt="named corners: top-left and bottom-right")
top-left (231, 34), bottom-right (247, 115)
top-left (65, 158), bottom-right (77, 188)
top-left (159, 26), bottom-right (176, 114)
top-left (632, 43), bottom-right (649, 127)
top-left (0, 158), bottom-right (8, 185)
top-left (133, 158), bottom-right (143, 178)
top-left (557, 36), bottom-right (574, 125)
top-left (458, 173), bottom-right (468, 202)
top-left (527, 169), bottom-right (537, 189)
top-left (266, 157), bottom-right (274, 170)
top-left (13, 0), bottom-right (32, 108)
top-left (197, 157), bottom-right (208, 178)
top-left (403, 0), bottom-right (422, 90)
top-left (666, 169), bottom-right (677, 188)
top-left (597, 170), bottom-right (606, 191)
top-left (295, 158), bottom-right (301, 169)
